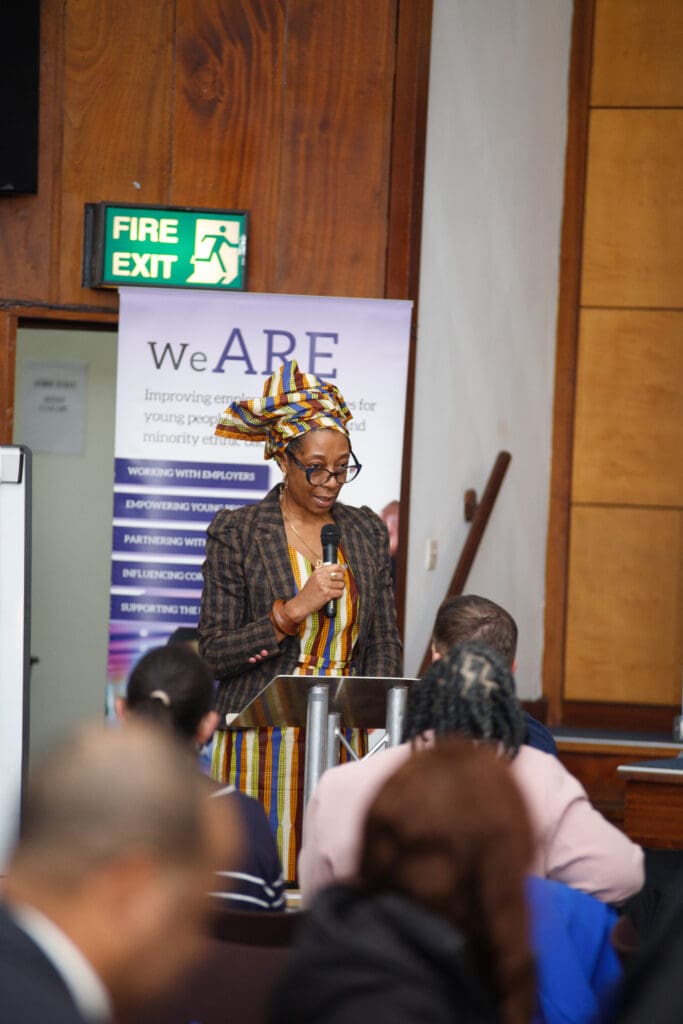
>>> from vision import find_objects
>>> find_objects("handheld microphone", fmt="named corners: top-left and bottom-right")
top-left (321, 524), bottom-right (341, 619)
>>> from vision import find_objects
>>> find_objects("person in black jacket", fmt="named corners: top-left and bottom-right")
top-left (610, 859), bottom-right (683, 1024)
top-left (0, 722), bottom-right (234, 1024)
top-left (269, 740), bottom-right (535, 1024)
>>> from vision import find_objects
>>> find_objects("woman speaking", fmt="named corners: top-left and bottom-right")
top-left (199, 360), bottom-right (402, 877)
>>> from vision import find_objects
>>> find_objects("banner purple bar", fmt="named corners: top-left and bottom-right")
top-left (112, 525), bottom-right (207, 557)
top-left (111, 560), bottom-right (203, 590)
top-left (114, 457), bottom-right (269, 491)
top-left (113, 492), bottom-right (256, 522)
top-left (110, 593), bottom-right (202, 623)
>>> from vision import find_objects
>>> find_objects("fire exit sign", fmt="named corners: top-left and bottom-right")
top-left (83, 202), bottom-right (248, 291)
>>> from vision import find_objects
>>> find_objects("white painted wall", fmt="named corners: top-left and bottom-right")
top-left (13, 328), bottom-right (117, 763)
top-left (404, 1), bottom-right (573, 697)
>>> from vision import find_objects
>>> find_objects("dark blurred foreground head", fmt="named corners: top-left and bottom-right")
top-left (359, 739), bottom-right (535, 1024)
top-left (4, 720), bottom-right (239, 1016)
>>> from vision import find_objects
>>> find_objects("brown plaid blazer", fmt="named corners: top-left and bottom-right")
top-left (198, 485), bottom-right (402, 718)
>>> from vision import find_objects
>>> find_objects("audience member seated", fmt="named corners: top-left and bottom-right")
top-left (0, 721), bottom-right (235, 1024)
top-left (283, 741), bottom-right (624, 1024)
top-left (299, 642), bottom-right (644, 905)
top-left (119, 645), bottom-right (286, 912)
top-left (431, 593), bottom-right (558, 755)
top-left (605, 857), bottom-right (683, 1024)
top-left (526, 876), bottom-right (622, 1024)
top-left (272, 741), bottom-right (535, 1024)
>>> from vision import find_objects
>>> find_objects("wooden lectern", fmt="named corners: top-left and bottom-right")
top-left (226, 675), bottom-right (419, 809)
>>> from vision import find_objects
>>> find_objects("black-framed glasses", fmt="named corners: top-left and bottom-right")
top-left (287, 449), bottom-right (362, 486)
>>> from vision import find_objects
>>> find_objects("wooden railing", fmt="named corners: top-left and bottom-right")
top-left (417, 450), bottom-right (512, 676)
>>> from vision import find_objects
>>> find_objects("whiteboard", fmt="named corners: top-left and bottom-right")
top-left (0, 446), bottom-right (31, 868)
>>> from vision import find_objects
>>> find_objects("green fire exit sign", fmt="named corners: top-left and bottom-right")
top-left (83, 202), bottom-right (248, 290)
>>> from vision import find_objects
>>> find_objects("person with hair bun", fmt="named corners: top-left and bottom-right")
top-left (118, 645), bottom-right (285, 912)
top-left (124, 643), bottom-right (218, 744)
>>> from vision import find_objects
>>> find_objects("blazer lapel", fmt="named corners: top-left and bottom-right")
top-left (254, 485), bottom-right (297, 601)
top-left (333, 503), bottom-right (377, 644)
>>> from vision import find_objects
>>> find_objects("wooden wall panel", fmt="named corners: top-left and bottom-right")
top-left (58, 0), bottom-right (175, 307)
top-left (543, 0), bottom-right (595, 724)
top-left (172, 0), bottom-right (285, 294)
top-left (0, 0), bottom-right (432, 646)
top-left (546, 2), bottom-right (683, 734)
top-left (0, 1), bottom-right (424, 310)
top-left (0, 311), bottom-right (17, 443)
top-left (385, 0), bottom-right (432, 302)
top-left (0, 1), bottom-right (62, 303)
top-left (581, 110), bottom-right (683, 309)
top-left (572, 309), bottom-right (683, 506)
top-left (565, 506), bottom-right (683, 704)
top-left (274, 0), bottom-right (397, 297)
top-left (592, 0), bottom-right (683, 107)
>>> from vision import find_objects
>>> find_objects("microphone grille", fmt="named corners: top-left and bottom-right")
top-left (321, 524), bottom-right (341, 546)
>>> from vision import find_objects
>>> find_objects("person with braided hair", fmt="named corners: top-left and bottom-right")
top-left (408, 640), bottom-right (527, 755)
top-left (299, 641), bottom-right (644, 906)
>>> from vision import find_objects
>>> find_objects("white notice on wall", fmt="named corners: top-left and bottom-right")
top-left (20, 361), bottom-right (88, 455)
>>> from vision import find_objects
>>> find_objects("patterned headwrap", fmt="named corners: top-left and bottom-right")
top-left (215, 359), bottom-right (353, 460)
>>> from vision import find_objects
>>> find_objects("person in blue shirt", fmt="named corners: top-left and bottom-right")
top-left (430, 594), bottom-right (558, 756)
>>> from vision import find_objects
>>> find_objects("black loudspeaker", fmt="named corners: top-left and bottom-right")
top-left (0, 2), bottom-right (40, 195)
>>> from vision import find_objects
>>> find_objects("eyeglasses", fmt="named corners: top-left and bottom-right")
top-left (287, 449), bottom-right (362, 486)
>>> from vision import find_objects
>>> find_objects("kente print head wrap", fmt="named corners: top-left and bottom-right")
top-left (215, 359), bottom-right (353, 460)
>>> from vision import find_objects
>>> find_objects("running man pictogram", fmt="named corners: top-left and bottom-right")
top-left (187, 218), bottom-right (242, 285)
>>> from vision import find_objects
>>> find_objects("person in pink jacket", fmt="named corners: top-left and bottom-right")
top-left (298, 642), bottom-right (644, 906)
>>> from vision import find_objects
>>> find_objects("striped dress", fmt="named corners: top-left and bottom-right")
top-left (211, 543), bottom-right (366, 881)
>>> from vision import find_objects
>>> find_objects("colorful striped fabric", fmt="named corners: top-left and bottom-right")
top-left (211, 544), bottom-right (365, 881)
top-left (214, 359), bottom-right (352, 459)
top-left (289, 546), bottom-right (359, 674)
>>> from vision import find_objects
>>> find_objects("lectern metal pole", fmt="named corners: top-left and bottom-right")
top-left (386, 685), bottom-right (408, 747)
top-left (326, 711), bottom-right (341, 771)
top-left (303, 684), bottom-right (329, 809)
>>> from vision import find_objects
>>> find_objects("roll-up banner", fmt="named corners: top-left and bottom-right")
top-left (107, 287), bottom-right (412, 708)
